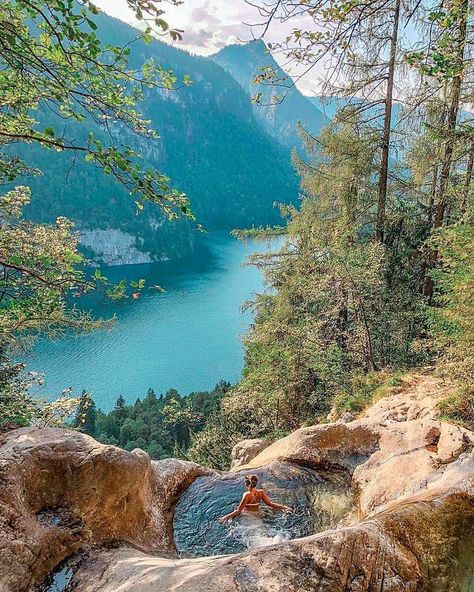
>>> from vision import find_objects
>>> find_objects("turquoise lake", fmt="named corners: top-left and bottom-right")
top-left (27, 232), bottom-right (272, 411)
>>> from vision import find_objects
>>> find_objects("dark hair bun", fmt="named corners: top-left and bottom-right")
top-left (245, 474), bottom-right (259, 487)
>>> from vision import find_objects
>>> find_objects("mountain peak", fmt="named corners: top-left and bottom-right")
top-left (211, 43), bottom-right (329, 152)
top-left (213, 39), bottom-right (274, 65)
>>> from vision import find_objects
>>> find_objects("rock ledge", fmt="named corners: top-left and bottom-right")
top-left (1, 374), bottom-right (473, 592)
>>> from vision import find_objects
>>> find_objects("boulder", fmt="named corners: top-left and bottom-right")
top-left (71, 487), bottom-right (474, 592)
top-left (236, 422), bottom-right (380, 473)
top-left (352, 419), bottom-right (473, 515)
top-left (0, 428), bottom-right (209, 592)
top-left (361, 373), bottom-right (446, 424)
top-left (230, 438), bottom-right (273, 469)
top-left (236, 374), bottom-right (474, 518)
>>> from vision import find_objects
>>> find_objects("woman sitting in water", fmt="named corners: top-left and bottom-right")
top-left (218, 475), bottom-right (293, 523)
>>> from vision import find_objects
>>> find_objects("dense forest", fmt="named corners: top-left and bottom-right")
top-left (1, 0), bottom-right (473, 474)
top-left (185, 0), bottom-right (474, 467)
top-left (73, 382), bottom-right (230, 459)
top-left (15, 12), bottom-right (302, 264)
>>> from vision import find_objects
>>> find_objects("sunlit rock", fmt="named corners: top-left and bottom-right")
top-left (1, 375), bottom-right (474, 592)
top-left (230, 438), bottom-right (273, 469)
top-left (0, 428), bottom-right (208, 592)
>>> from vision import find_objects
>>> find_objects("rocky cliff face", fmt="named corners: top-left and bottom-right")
top-left (212, 41), bottom-right (329, 153)
top-left (1, 374), bottom-right (473, 592)
top-left (80, 229), bottom-right (154, 266)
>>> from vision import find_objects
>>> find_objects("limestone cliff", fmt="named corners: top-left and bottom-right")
top-left (79, 229), bottom-right (155, 266)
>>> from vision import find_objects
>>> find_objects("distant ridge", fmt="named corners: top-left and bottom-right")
top-left (18, 16), bottom-right (299, 264)
top-left (212, 41), bottom-right (329, 152)
top-left (307, 95), bottom-right (404, 126)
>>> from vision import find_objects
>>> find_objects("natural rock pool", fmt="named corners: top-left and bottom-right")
top-left (37, 561), bottom-right (75, 592)
top-left (37, 462), bottom-right (353, 591)
top-left (173, 462), bottom-right (352, 557)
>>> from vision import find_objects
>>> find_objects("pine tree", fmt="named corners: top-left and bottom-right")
top-left (73, 391), bottom-right (97, 436)
top-left (113, 395), bottom-right (128, 424)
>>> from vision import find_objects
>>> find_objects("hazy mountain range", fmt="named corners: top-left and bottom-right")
top-left (19, 14), bottom-right (331, 265)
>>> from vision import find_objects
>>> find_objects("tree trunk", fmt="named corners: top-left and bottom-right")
top-left (375, 0), bottom-right (401, 243)
top-left (434, 87), bottom-right (463, 228)
top-left (423, 0), bottom-right (468, 300)
top-left (422, 165), bottom-right (438, 296)
top-left (428, 164), bottom-right (438, 228)
top-left (434, 0), bottom-right (468, 227)
top-left (461, 143), bottom-right (474, 215)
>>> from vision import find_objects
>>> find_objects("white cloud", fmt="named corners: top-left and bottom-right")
top-left (191, 1), bottom-right (219, 25)
top-left (93, 0), bottom-right (324, 93)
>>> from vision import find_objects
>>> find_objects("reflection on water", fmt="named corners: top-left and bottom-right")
top-left (173, 462), bottom-right (352, 557)
top-left (37, 562), bottom-right (74, 592)
top-left (455, 535), bottom-right (474, 592)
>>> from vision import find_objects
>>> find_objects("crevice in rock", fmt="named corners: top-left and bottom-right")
top-left (36, 507), bottom-right (84, 532)
top-left (425, 426), bottom-right (441, 453)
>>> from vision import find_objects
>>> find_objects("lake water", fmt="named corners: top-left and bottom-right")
top-left (27, 232), bottom-right (272, 411)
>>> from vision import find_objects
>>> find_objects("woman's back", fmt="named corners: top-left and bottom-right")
top-left (218, 475), bottom-right (292, 523)
top-left (244, 488), bottom-right (263, 510)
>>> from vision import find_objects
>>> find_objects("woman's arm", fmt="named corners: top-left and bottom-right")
top-left (218, 493), bottom-right (248, 523)
top-left (261, 491), bottom-right (293, 513)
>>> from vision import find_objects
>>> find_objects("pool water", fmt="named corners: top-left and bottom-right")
top-left (37, 563), bottom-right (74, 592)
top-left (173, 462), bottom-right (352, 557)
top-left (37, 463), bottom-right (353, 590)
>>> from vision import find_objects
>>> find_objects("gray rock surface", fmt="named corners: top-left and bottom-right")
top-left (230, 438), bottom-right (273, 469)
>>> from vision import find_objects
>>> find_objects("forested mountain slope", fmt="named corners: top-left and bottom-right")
top-left (212, 41), bottom-right (328, 152)
top-left (18, 15), bottom-right (299, 264)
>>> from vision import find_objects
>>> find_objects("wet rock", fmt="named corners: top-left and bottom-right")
top-left (70, 487), bottom-right (474, 592)
top-left (37, 554), bottom-right (83, 592)
top-left (230, 438), bottom-right (273, 469)
top-left (0, 428), bottom-right (209, 592)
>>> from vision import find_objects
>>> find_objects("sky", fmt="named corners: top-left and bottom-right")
top-left (94, 0), bottom-right (321, 94)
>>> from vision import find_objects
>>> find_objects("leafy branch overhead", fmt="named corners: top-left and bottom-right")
top-left (0, 0), bottom-right (192, 218)
top-left (0, 186), bottom-right (107, 351)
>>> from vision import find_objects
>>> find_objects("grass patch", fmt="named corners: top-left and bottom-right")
top-left (437, 385), bottom-right (474, 430)
top-left (331, 370), bottom-right (407, 417)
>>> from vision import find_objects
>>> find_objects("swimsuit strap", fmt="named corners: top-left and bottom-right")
top-left (247, 488), bottom-right (260, 504)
